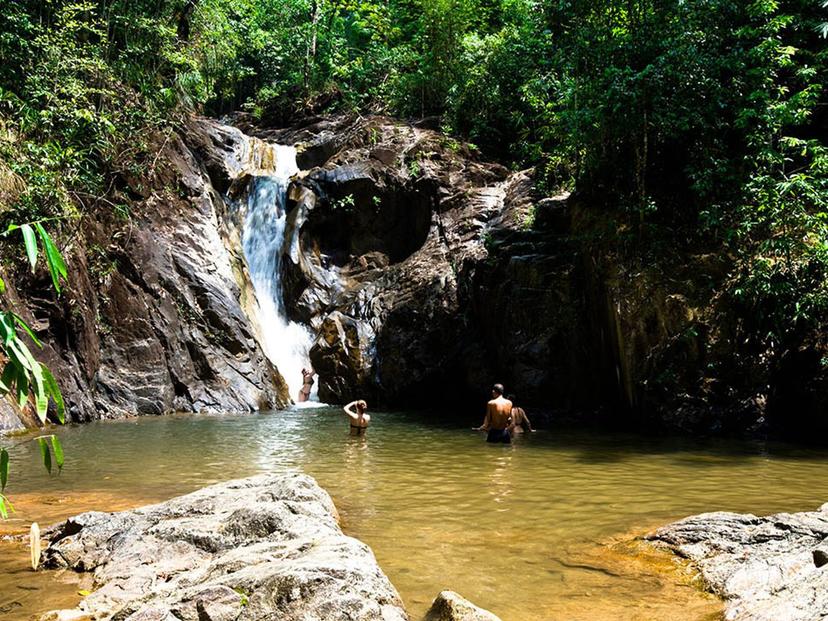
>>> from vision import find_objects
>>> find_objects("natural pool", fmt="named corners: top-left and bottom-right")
top-left (3, 407), bottom-right (828, 620)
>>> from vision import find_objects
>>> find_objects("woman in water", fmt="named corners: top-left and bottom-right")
top-left (344, 400), bottom-right (370, 435)
top-left (507, 394), bottom-right (534, 434)
top-left (298, 368), bottom-right (315, 402)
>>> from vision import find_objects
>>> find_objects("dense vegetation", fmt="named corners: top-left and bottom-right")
top-left (0, 0), bottom-right (826, 416)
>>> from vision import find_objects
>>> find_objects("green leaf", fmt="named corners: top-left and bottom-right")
top-left (0, 276), bottom-right (6, 293)
top-left (21, 224), bottom-right (37, 273)
top-left (30, 361), bottom-right (48, 423)
top-left (15, 366), bottom-right (28, 409)
top-left (12, 314), bottom-right (42, 348)
top-left (8, 338), bottom-right (33, 371)
top-left (34, 223), bottom-right (67, 293)
top-left (0, 363), bottom-right (15, 395)
top-left (50, 436), bottom-right (64, 472)
top-left (0, 448), bottom-right (8, 492)
top-left (41, 364), bottom-right (65, 424)
top-left (0, 313), bottom-right (15, 347)
top-left (37, 437), bottom-right (51, 474)
top-left (0, 496), bottom-right (8, 520)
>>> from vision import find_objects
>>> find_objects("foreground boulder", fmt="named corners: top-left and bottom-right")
top-left (648, 505), bottom-right (828, 621)
top-left (423, 591), bottom-right (501, 621)
top-left (41, 474), bottom-right (408, 621)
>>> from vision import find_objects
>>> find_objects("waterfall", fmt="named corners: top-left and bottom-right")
top-left (239, 143), bottom-right (316, 403)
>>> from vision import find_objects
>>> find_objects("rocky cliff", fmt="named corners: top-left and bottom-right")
top-left (2, 111), bottom-right (823, 436)
top-left (228, 112), bottom-right (826, 436)
top-left (0, 121), bottom-right (291, 430)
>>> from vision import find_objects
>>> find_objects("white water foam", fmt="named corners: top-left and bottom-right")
top-left (240, 144), bottom-right (317, 402)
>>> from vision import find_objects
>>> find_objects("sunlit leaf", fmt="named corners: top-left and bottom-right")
top-left (34, 223), bottom-right (67, 293)
top-left (20, 224), bottom-right (38, 273)
top-left (12, 314), bottom-right (42, 348)
top-left (50, 436), bottom-right (64, 472)
top-left (16, 366), bottom-right (28, 409)
top-left (41, 364), bottom-right (65, 424)
top-left (37, 437), bottom-right (51, 474)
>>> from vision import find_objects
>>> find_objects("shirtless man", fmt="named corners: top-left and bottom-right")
top-left (507, 394), bottom-right (534, 434)
top-left (344, 399), bottom-right (370, 435)
top-left (474, 384), bottom-right (513, 443)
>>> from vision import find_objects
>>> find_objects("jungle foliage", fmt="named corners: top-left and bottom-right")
top-left (0, 0), bottom-right (826, 395)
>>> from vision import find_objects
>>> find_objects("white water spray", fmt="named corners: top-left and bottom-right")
top-left (240, 144), bottom-right (316, 402)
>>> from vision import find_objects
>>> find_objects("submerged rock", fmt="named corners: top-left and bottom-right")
top-left (41, 474), bottom-right (408, 621)
top-left (423, 591), bottom-right (502, 621)
top-left (648, 505), bottom-right (828, 621)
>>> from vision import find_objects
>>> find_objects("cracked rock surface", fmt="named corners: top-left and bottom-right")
top-left (41, 473), bottom-right (408, 621)
top-left (647, 504), bottom-right (828, 621)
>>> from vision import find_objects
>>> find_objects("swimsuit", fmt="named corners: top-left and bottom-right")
top-left (350, 424), bottom-right (367, 435)
top-left (486, 428), bottom-right (511, 444)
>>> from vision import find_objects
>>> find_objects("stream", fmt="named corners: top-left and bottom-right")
top-left (4, 408), bottom-right (828, 620)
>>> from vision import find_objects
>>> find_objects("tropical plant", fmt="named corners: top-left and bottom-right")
top-left (0, 222), bottom-right (68, 518)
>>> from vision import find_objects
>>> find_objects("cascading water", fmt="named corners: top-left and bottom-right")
top-left (239, 143), bottom-right (316, 402)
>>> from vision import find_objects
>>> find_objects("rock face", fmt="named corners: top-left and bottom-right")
top-left (240, 114), bottom-right (517, 407)
top-left (41, 473), bottom-right (408, 621)
top-left (648, 505), bottom-right (828, 621)
top-left (1, 118), bottom-right (290, 426)
top-left (423, 591), bottom-right (502, 621)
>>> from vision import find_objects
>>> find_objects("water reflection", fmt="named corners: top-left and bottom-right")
top-left (3, 409), bottom-right (828, 620)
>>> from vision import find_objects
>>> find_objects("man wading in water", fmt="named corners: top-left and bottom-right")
top-left (474, 384), bottom-right (513, 443)
top-left (344, 400), bottom-right (370, 435)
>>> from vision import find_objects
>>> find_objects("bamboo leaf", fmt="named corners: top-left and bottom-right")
top-left (50, 436), bottom-right (64, 472)
top-left (21, 224), bottom-right (37, 273)
top-left (0, 496), bottom-right (7, 520)
top-left (41, 364), bottom-right (65, 424)
top-left (16, 366), bottom-right (28, 409)
top-left (0, 313), bottom-right (15, 347)
top-left (12, 314), bottom-right (42, 348)
top-left (0, 276), bottom-right (5, 293)
top-left (0, 448), bottom-right (8, 492)
top-left (34, 223), bottom-right (67, 293)
top-left (37, 437), bottom-right (51, 474)
top-left (8, 339), bottom-right (33, 371)
top-left (0, 363), bottom-right (15, 395)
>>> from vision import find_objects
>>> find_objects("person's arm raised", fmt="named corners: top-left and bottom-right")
top-left (343, 401), bottom-right (359, 421)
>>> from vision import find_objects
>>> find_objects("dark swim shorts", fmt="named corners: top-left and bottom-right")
top-left (486, 428), bottom-right (511, 444)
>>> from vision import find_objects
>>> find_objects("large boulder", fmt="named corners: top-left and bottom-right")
top-left (41, 474), bottom-right (408, 621)
top-left (647, 504), bottom-right (828, 621)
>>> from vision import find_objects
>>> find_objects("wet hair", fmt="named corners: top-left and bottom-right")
top-left (492, 383), bottom-right (504, 396)
top-left (356, 400), bottom-right (368, 412)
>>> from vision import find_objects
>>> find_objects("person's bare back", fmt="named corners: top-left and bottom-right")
top-left (475, 384), bottom-right (513, 443)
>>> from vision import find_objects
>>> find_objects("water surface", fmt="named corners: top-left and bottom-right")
top-left (3, 408), bottom-right (828, 620)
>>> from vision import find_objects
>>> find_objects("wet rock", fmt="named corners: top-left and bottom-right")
top-left (533, 193), bottom-right (571, 233)
top-left (423, 591), bottom-right (501, 621)
top-left (648, 505), bottom-right (828, 621)
top-left (41, 474), bottom-right (408, 621)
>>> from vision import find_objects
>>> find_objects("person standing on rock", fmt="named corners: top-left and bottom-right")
top-left (344, 400), bottom-right (370, 435)
top-left (507, 394), bottom-right (534, 435)
top-left (298, 368), bottom-right (315, 402)
top-left (474, 384), bottom-right (513, 443)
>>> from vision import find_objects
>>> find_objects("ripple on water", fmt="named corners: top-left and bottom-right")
top-left (3, 409), bottom-right (828, 620)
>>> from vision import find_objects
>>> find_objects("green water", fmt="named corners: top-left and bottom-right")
top-left (3, 408), bottom-right (828, 620)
